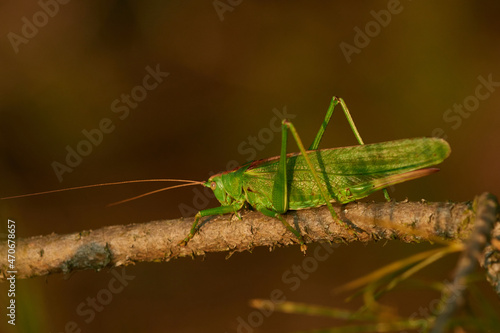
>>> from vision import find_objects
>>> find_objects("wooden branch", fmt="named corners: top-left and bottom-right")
top-left (0, 197), bottom-right (497, 281)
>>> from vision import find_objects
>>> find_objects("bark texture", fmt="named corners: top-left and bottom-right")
top-left (0, 196), bottom-right (498, 282)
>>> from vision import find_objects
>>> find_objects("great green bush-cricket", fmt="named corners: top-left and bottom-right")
top-left (2, 97), bottom-right (451, 250)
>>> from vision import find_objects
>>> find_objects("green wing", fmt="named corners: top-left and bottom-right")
top-left (243, 137), bottom-right (450, 208)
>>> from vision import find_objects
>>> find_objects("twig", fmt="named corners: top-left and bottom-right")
top-left (0, 199), bottom-right (484, 280)
top-left (431, 193), bottom-right (500, 333)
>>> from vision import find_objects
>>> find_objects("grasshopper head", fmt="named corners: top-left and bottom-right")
top-left (206, 174), bottom-right (232, 205)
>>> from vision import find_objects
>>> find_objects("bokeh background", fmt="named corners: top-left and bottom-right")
top-left (1, 1), bottom-right (500, 332)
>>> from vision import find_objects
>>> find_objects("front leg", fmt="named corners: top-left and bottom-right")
top-left (180, 203), bottom-right (242, 246)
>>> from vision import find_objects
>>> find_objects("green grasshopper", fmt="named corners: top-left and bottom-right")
top-left (2, 97), bottom-right (450, 250)
top-left (179, 97), bottom-right (450, 249)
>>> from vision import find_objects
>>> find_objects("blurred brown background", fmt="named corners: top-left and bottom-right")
top-left (1, 1), bottom-right (499, 332)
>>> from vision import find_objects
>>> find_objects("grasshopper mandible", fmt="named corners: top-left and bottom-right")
top-left (2, 97), bottom-right (451, 250)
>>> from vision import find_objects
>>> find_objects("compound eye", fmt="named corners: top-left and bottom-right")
top-left (210, 182), bottom-right (217, 190)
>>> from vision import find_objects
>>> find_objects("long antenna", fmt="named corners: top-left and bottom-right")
top-left (107, 182), bottom-right (203, 206)
top-left (1, 179), bottom-right (204, 200)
